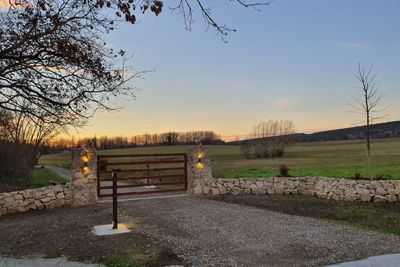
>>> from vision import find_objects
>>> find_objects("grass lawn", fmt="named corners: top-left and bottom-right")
top-left (39, 137), bottom-right (400, 179)
top-left (31, 167), bottom-right (68, 187)
top-left (0, 168), bottom-right (68, 193)
top-left (212, 194), bottom-right (400, 236)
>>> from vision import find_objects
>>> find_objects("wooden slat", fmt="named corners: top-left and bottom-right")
top-left (101, 160), bottom-right (185, 166)
top-left (99, 181), bottom-right (185, 190)
top-left (99, 188), bottom-right (187, 197)
top-left (100, 174), bottom-right (185, 182)
top-left (98, 153), bottom-right (186, 159)
top-left (98, 166), bottom-right (185, 174)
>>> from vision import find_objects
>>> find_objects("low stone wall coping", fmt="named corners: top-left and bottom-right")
top-left (195, 176), bottom-right (400, 203)
top-left (0, 184), bottom-right (72, 216)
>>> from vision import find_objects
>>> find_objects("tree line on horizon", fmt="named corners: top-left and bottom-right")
top-left (47, 131), bottom-right (224, 152)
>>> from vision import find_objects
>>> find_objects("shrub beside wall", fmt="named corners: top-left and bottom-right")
top-left (0, 141), bottom-right (36, 185)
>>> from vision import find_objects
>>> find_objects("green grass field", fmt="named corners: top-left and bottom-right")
top-left (39, 138), bottom-right (400, 179)
top-left (31, 168), bottom-right (68, 187)
top-left (0, 168), bottom-right (68, 193)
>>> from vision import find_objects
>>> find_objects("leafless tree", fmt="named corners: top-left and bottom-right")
top-left (1, 106), bottom-right (64, 165)
top-left (248, 120), bottom-right (296, 158)
top-left (1, 0), bottom-right (271, 128)
top-left (172, 0), bottom-right (272, 41)
top-left (252, 120), bottom-right (296, 142)
top-left (349, 62), bottom-right (387, 179)
top-left (1, 0), bottom-right (145, 127)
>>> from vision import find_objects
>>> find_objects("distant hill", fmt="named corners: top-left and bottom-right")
top-left (229, 121), bottom-right (400, 145)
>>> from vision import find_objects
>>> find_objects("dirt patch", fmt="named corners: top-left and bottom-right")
top-left (0, 204), bottom-right (186, 267)
top-left (209, 194), bottom-right (400, 235)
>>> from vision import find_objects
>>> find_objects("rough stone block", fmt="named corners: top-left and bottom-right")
top-left (41, 197), bottom-right (51, 203)
top-left (210, 187), bottom-right (220, 196)
top-left (202, 186), bottom-right (210, 195)
top-left (54, 184), bottom-right (65, 193)
top-left (218, 186), bottom-right (227, 195)
top-left (376, 188), bottom-right (387, 196)
top-left (22, 190), bottom-right (32, 199)
top-left (35, 200), bottom-right (44, 210)
top-left (387, 195), bottom-right (397, 203)
top-left (373, 195), bottom-right (387, 203)
top-left (13, 194), bottom-right (23, 200)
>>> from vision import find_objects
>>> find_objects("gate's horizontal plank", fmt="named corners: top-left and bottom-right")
top-left (99, 181), bottom-right (185, 190)
top-left (99, 188), bottom-right (187, 197)
top-left (100, 174), bottom-right (185, 182)
top-left (98, 153), bottom-right (186, 158)
top-left (98, 167), bottom-right (185, 174)
top-left (100, 160), bottom-right (185, 166)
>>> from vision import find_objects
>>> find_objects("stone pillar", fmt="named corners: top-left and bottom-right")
top-left (70, 148), bottom-right (98, 206)
top-left (187, 145), bottom-right (213, 195)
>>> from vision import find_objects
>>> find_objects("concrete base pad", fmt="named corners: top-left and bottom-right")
top-left (92, 224), bottom-right (131, 236)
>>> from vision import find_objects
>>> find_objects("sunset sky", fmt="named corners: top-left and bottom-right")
top-left (78, 0), bottom-right (400, 140)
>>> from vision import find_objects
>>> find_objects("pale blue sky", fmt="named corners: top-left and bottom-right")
top-left (83, 0), bottom-right (400, 139)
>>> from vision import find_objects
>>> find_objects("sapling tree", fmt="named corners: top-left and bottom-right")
top-left (349, 62), bottom-right (387, 179)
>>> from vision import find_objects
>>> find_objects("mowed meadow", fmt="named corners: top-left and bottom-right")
top-left (40, 138), bottom-right (400, 179)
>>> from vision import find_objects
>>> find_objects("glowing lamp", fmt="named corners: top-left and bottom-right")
top-left (195, 162), bottom-right (204, 170)
top-left (81, 152), bottom-right (89, 163)
top-left (195, 144), bottom-right (205, 170)
top-left (81, 151), bottom-right (90, 176)
top-left (196, 152), bottom-right (205, 159)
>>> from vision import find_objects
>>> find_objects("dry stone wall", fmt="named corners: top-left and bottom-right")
top-left (196, 177), bottom-right (400, 203)
top-left (0, 184), bottom-right (72, 216)
top-left (0, 148), bottom-right (97, 217)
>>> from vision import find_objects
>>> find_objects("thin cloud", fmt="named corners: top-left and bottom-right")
top-left (275, 98), bottom-right (298, 110)
top-left (337, 42), bottom-right (371, 50)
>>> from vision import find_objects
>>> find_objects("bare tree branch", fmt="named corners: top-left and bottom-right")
top-left (349, 62), bottom-right (389, 179)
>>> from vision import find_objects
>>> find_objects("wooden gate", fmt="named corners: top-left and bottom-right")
top-left (96, 153), bottom-right (188, 197)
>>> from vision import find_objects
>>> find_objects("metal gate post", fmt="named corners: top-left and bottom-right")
top-left (112, 170), bottom-right (118, 229)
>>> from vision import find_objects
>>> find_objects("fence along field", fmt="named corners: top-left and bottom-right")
top-left (39, 137), bottom-right (400, 180)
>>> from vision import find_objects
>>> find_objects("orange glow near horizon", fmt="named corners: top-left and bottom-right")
top-left (46, 102), bottom-right (400, 142)
top-left (0, 0), bottom-right (10, 8)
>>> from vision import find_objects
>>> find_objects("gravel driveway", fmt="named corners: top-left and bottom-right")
top-left (1, 195), bottom-right (400, 266)
top-left (118, 195), bottom-right (400, 266)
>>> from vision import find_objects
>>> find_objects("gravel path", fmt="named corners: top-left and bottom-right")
top-left (47, 166), bottom-right (72, 180)
top-left (118, 196), bottom-right (400, 267)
